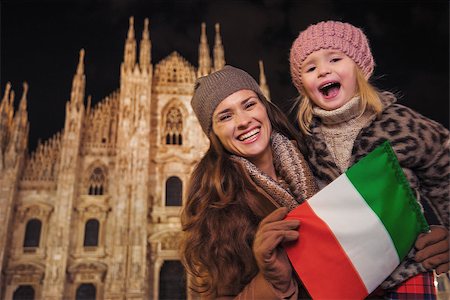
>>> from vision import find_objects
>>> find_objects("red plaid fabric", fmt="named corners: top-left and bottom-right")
top-left (384, 272), bottom-right (437, 300)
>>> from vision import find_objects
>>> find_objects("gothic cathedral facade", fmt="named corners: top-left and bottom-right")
top-left (0, 17), bottom-right (270, 299)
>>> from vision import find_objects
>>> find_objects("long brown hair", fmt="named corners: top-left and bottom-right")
top-left (180, 96), bottom-right (300, 297)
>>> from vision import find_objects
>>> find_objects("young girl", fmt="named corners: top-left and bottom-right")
top-left (289, 20), bottom-right (449, 298)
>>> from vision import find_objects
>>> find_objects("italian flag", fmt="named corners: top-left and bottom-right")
top-left (285, 141), bottom-right (429, 299)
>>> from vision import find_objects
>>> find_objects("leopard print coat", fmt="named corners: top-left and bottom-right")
top-left (301, 92), bottom-right (449, 288)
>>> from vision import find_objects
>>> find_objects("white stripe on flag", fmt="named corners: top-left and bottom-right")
top-left (308, 174), bottom-right (400, 292)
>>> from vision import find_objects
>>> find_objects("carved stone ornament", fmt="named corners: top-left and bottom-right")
top-left (6, 262), bottom-right (45, 284)
top-left (67, 261), bottom-right (107, 282)
top-left (17, 201), bottom-right (53, 222)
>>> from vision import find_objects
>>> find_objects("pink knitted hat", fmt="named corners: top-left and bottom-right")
top-left (290, 21), bottom-right (374, 92)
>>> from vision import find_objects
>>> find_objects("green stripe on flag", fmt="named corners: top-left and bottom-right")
top-left (346, 141), bottom-right (429, 260)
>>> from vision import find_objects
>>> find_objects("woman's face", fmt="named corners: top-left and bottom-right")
top-left (301, 49), bottom-right (358, 111)
top-left (212, 89), bottom-right (272, 165)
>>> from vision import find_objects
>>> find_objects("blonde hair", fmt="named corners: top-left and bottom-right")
top-left (296, 66), bottom-right (383, 135)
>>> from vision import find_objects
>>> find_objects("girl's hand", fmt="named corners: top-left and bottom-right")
top-left (253, 207), bottom-right (300, 294)
top-left (414, 225), bottom-right (449, 274)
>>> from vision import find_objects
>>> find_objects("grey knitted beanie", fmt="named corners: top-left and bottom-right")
top-left (191, 65), bottom-right (267, 136)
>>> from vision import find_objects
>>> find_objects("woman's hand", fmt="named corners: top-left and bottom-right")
top-left (414, 225), bottom-right (449, 274)
top-left (253, 207), bottom-right (300, 294)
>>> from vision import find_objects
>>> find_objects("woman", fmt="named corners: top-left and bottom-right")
top-left (181, 65), bottom-right (317, 299)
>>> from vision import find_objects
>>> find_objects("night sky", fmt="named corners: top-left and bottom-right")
top-left (1, 0), bottom-right (448, 152)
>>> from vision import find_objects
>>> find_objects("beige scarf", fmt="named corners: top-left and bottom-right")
top-left (231, 132), bottom-right (317, 211)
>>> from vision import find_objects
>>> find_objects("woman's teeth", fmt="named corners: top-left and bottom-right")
top-left (239, 128), bottom-right (260, 141)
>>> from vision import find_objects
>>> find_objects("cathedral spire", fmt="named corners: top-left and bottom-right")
top-left (70, 49), bottom-right (86, 107)
top-left (8, 90), bottom-right (15, 119)
top-left (124, 16), bottom-right (137, 70)
top-left (19, 82), bottom-right (28, 114)
top-left (213, 23), bottom-right (225, 71)
top-left (76, 48), bottom-right (84, 75)
top-left (18, 82), bottom-right (29, 132)
top-left (86, 95), bottom-right (92, 116)
top-left (259, 60), bottom-right (270, 101)
top-left (0, 83), bottom-right (14, 127)
top-left (139, 18), bottom-right (152, 72)
top-left (1, 82), bottom-right (11, 109)
top-left (0, 83), bottom-right (14, 154)
top-left (10, 82), bottom-right (29, 151)
top-left (197, 22), bottom-right (211, 77)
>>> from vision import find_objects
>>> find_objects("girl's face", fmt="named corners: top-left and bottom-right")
top-left (301, 49), bottom-right (358, 111)
top-left (212, 89), bottom-right (272, 166)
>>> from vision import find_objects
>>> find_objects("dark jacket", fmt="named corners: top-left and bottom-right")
top-left (301, 93), bottom-right (449, 288)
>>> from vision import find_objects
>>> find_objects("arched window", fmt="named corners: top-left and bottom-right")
top-left (88, 167), bottom-right (106, 195)
top-left (159, 260), bottom-right (186, 300)
top-left (23, 219), bottom-right (42, 248)
top-left (13, 285), bottom-right (35, 300)
top-left (76, 283), bottom-right (96, 300)
top-left (165, 176), bottom-right (182, 206)
top-left (164, 107), bottom-right (183, 145)
top-left (83, 219), bottom-right (99, 247)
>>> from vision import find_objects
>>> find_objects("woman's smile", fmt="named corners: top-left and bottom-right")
top-left (238, 127), bottom-right (261, 142)
top-left (212, 89), bottom-right (272, 165)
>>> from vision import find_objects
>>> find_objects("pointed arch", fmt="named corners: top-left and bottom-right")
top-left (165, 107), bottom-right (183, 145)
top-left (162, 100), bottom-right (188, 146)
top-left (86, 162), bottom-right (108, 195)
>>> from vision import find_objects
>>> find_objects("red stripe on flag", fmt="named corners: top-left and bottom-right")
top-left (285, 202), bottom-right (369, 299)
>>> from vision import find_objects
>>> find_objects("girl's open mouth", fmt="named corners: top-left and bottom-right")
top-left (319, 82), bottom-right (341, 98)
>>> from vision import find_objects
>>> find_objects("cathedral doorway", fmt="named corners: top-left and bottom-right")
top-left (75, 283), bottom-right (96, 300)
top-left (159, 260), bottom-right (186, 299)
top-left (12, 285), bottom-right (35, 300)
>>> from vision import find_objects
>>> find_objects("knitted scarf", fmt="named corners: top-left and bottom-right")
top-left (231, 131), bottom-right (317, 211)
